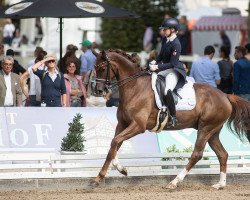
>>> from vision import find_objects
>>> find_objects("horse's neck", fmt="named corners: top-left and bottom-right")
top-left (114, 61), bottom-right (139, 80)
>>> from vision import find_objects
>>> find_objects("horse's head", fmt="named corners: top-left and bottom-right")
top-left (95, 49), bottom-right (142, 95)
top-left (95, 50), bottom-right (115, 95)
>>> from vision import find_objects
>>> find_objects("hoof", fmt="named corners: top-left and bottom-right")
top-left (88, 180), bottom-right (100, 189)
top-left (212, 183), bottom-right (225, 190)
top-left (120, 168), bottom-right (128, 176)
top-left (166, 182), bottom-right (177, 190)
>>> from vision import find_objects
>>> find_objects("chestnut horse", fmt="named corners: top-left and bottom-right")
top-left (94, 49), bottom-right (250, 189)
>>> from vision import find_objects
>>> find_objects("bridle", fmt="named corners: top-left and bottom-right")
top-left (95, 51), bottom-right (150, 92)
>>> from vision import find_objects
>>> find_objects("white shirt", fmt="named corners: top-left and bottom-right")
top-left (47, 69), bottom-right (59, 82)
top-left (3, 72), bottom-right (13, 106)
top-left (28, 66), bottom-right (41, 96)
top-left (3, 23), bottom-right (15, 38)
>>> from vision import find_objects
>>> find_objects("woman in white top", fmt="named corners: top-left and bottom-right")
top-left (20, 51), bottom-right (47, 106)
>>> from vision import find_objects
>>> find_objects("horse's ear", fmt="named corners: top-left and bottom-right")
top-left (101, 50), bottom-right (108, 61)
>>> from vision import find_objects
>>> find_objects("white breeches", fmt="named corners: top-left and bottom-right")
top-left (165, 71), bottom-right (179, 93)
top-left (158, 69), bottom-right (179, 95)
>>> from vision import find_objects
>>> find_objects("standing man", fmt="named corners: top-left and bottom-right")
top-left (0, 56), bottom-right (22, 107)
top-left (79, 39), bottom-right (96, 94)
top-left (233, 46), bottom-right (250, 100)
top-left (190, 45), bottom-right (221, 88)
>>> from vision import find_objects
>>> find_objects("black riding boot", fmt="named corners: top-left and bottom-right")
top-left (165, 89), bottom-right (177, 127)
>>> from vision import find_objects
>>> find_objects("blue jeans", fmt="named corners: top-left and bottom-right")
top-left (29, 95), bottom-right (41, 107)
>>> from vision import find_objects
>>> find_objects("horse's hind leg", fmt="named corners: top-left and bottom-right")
top-left (208, 131), bottom-right (228, 189)
top-left (93, 121), bottom-right (144, 185)
top-left (167, 124), bottom-right (223, 189)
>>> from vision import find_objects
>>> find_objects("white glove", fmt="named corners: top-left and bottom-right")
top-left (149, 60), bottom-right (157, 65)
top-left (149, 64), bottom-right (158, 71)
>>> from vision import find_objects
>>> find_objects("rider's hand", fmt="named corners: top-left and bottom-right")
top-left (149, 64), bottom-right (158, 71)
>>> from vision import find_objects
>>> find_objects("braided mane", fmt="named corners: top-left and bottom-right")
top-left (107, 49), bottom-right (137, 64)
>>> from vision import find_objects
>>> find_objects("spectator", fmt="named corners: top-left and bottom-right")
top-left (143, 23), bottom-right (154, 53)
top-left (105, 86), bottom-right (119, 107)
top-left (232, 46), bottom-right (250, 100)
top-left (26, 46), bottom-right (44, 68)
top-left (0, 44), bottom-right (4, 60)
top-left (0, 49), bottom-right (26, 75)
top-left (79, 39), bottom-right (96, 89)
top-left (244, 43), bottom-right (250, 61)
top-left (64, 58), bottom-right (86, 107)
top-left (11, 29), bottom-right (22, 48)
top-left (32, 54), bottom-right (66, 107)
top-left (190, 45), bottom-right (220, 87)
top-left (0, 56), bottom-right (22, 107)
top-left (34, 18), bottom-right (43, 45)
top-left (20, 50), bottom-right (47, 106)
top-left (178, 15), bottom-right (189, 55)
top-left (217, 46), bottom-right (233, 94)
top-left (2, 19), bottom-right (15, 46)
top-left (220, 30), bottom-right (231, 55)
top-left (58, 44), bottom-right (81, 75)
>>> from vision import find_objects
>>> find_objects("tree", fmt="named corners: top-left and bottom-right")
top-left (61, 113), bottom-right (86, 152)
top-left (101, 0), bottom-right (179, 52)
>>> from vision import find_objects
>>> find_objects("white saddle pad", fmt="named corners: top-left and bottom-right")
top-left (151, 73), bottom-right (196, 111)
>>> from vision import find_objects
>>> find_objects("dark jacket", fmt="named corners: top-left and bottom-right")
top-left (156, 37), bottom-right (186, 90)
top-left (34, 69), bottom-right (66, 107)
top-left (233, 57), bottom-right (250, 94)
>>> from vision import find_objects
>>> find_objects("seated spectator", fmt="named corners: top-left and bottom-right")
top-left (233, 46), bottom-right (250, 100)
top-left (64, 58), bottom-right (86, 107)
top-left (20, 50), bottom-right (47, 106)
top-left (0, 49), bottom-right (26, 75)
top-left (32, 54), bottom-right (66, 107)
top-left (217, 46), bottom-right (233, 94)
top-left (0, 56), bottom-right (22, 107)
top-left (190, 45), bottom-right (220, 88)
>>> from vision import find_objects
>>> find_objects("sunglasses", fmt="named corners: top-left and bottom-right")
top-left (47, 60), bottom-right (55, 63)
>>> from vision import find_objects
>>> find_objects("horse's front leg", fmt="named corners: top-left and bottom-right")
top-left (93, 121), bottom-right (144, 185)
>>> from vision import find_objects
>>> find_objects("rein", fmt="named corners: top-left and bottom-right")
top-left (95, 52), bottom-right (151, 91)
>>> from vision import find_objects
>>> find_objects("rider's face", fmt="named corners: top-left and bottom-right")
top-left (163, 28), bottom-right (171, 37)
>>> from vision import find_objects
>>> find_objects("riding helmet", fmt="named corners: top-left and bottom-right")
top-left (159, 18), bottom-right (179, 31)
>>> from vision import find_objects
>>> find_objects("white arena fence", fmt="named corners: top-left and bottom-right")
top-left (0, 151), bottom-right (249, 180)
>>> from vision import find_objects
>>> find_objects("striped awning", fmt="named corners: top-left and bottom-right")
top-left (193, 15), bottom-right (247, 31)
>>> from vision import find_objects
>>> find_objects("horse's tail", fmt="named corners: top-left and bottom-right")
top-left (227, 94), bottom-right (250, 143)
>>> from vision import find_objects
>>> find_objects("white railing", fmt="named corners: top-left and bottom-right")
top-left (0, 151), bottom-right (249, 179)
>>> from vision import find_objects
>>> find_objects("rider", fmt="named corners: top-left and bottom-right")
top-left (149, 18), bottom-right (187, 127)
